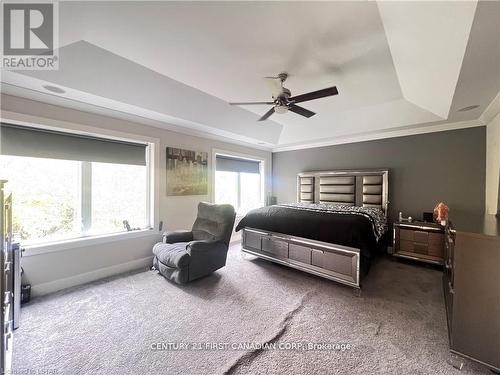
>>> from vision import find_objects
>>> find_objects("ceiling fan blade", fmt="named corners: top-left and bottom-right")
top-left (289, 86), bottom-right (338, 103)
top-left (258, 107), bottom-right (275, 121)
top-left (229, 101), bottom-right (274, 106)
top-left (288, 104), bottom-right (316, 118)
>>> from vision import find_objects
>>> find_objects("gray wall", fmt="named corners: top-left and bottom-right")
top-left (273, 127), bottom-right (486, 222)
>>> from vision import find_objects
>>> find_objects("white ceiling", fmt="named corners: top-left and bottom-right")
top-left (1, 1), bottom-right (499, 151)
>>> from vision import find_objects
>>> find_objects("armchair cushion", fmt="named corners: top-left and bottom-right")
top-left (165, 230), bottom-right (193, 244)
top-left (152, 242), bottom-right (191, 268)
top-left (192, 203), bottom-right (236, 246)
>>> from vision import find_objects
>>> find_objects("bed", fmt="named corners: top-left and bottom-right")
top-left (236, 169), bottom-right (389, 290)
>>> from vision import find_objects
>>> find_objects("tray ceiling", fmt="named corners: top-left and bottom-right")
top-left (1, 1), bottom-right (498, 151)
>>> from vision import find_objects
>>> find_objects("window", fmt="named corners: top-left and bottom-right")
top-left (0, 123), bottom-right (151, 246)
top-left (0, 156), bottom-right (81, 244)
top-left (90, 162), bottom-right (148, 235)
top-left (215, 154), bottom-right (263, 215)
top-left (239, 172), bottom-right (262, 213)
top-left (215, 171), bottom-right (239, 210)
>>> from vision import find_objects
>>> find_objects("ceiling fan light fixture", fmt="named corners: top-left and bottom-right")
top-left (274, 105), bottom-right (288, 114)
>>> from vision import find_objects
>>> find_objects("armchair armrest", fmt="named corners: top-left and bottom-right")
top-left (164, 230), bottom-right (194, 244)
top-left (186, 239), bottom-right (227, 255)
top-left (186, 240), bottom-right (229, 281)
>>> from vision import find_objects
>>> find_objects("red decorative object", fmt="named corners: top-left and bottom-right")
top-left (433, 202), bottom-right (449, 224)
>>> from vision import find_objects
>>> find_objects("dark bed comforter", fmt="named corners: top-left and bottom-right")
top-left (235, 203), bottom-right (387, 259)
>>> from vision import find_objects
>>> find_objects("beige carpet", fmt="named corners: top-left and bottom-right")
top-left (13, 244), bottom-right (490, 374)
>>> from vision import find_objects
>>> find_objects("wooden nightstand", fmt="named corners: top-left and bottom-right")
top-left (392, 221), bottom-right (445, 265)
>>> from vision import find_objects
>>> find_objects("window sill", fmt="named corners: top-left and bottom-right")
top-left (23, 229), bottom-right (160, 257)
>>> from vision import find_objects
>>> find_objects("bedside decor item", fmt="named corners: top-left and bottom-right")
top-left (433, 202), bottom-right (449, 225)
top-left (398, 212), bottom-right (413, 223)
top-left (166, 147), bottom-right (208, 196)
top-left (423, 212), bottom-right (434, 223)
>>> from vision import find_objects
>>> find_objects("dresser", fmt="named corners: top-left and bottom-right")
top-left (1, 181), bottom-right (13, 375)
top-left (392, 221), bottom-right (445, 265)
top-left (443, 213), bottom-right (500, 372)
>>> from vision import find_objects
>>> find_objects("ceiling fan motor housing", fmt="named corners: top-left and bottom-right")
top-left (275, 87), bottom-right (291, 102)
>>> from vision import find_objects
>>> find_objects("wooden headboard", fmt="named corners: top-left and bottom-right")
top-left (297, 169), bottom-right (389, 216)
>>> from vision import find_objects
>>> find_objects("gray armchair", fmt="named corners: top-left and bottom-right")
top-left (152, 202), bottom-right (236, 284)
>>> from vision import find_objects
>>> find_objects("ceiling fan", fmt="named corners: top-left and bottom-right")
top-left (229, 72), bottom-right (338, 121)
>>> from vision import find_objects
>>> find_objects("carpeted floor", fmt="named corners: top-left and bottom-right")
top-left (13, 243), bottom-right (490, 375)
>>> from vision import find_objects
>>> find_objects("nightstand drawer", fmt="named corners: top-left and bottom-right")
top-left (428, 243), bottom-right (444, 257)
top-left (414, 231), bottom-right (428, 243)
top-left (400, 229), bottom-right (414, 241)
top-left (401, 240), bottom-right (428, 254)
top-left (429, 232), bottom-right (444, 245)
top-left (414, 242), bottom-right (428, 254)
top-left (400, 239), bottom-right (414, 252)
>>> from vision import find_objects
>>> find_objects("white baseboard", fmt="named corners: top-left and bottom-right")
top-left (31, 256), bottom-right (154, 297)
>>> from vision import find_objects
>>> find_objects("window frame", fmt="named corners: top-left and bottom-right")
top-left (212, 149), bottom-right (266, 216)
top-left (1, 112), bottom-right (160, 256)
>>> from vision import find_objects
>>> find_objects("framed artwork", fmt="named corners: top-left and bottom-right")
top-left (166, 147), bottom-right (208, 196)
